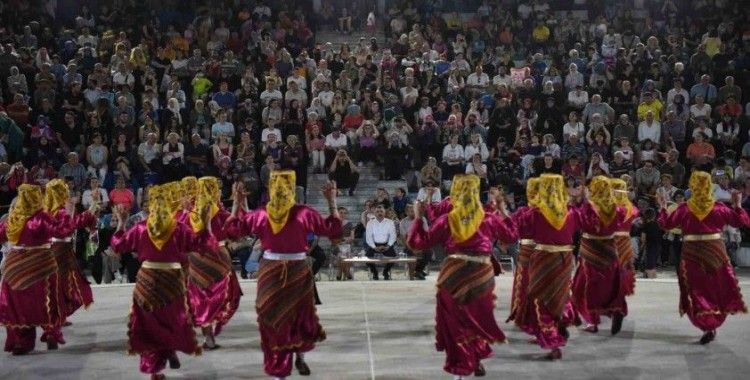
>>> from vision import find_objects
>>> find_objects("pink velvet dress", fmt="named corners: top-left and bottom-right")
top-left (0, 211), bottom-right (77, 353)
top-left (48, 209), bottom-right (97, 320)
top-left (177, 208), bottom-right (242, 335)
top-left (225, 205), bottom-right (342, 378)
top-left (408, 212), bottom-right (517, 376)
top-left (614, 207), bottom-right (640, 296)
top-left (658, 203), bottom-right (749, 332)
top-left (110, 222), bottom-right (216, 374)
top-left (571, 203), bottom-right (628, 326)
top-left (519, 207), bottom-right (584, 350)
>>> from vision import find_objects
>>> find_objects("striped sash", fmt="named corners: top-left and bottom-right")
top-left (682, 239), bottom-right (729, 273)
top-left (133, 267), bottom-right (186, 312)
top-left (436, 254), bottom-right (495, 305)
top-left (580, 237), bottom-right (618, 269)
top-left (3, 247), bottom-right (57, 290)
top-left (256, 259), bottom-right (314, 329)
top-left (51, 242), bottom-right (76, 274)
top-left (188, 248), bottom-right (232, 289)
top-left (614, 235), bottom-right (634, 268)
top-left (528, 249), bottom-right (573, 318)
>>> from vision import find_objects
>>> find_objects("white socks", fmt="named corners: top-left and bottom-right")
top-left (453, 376), bottom-right (465, 380)
top-left (272, 377), bottom-right (285, 380)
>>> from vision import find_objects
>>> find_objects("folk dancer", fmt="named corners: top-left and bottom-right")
top-left (44, 179), bottom-right (97, 331)
top-left (656, 171), bottom-right (748, 344)
top-left (517, 174), bottom-right (585, 360)
top-left (0, 184), bottom-right (79, 354)
top-left (110, 185), bottom-right (216, 379)
top-left (571, 176), bottom-right (628, 335)
top-left (180, 177), bottom-right (242, 350)
top-left (226, 171), bottom-right (342, 379)
top-left (408, 174), bottom-right (518, 379)
top-left (610, 178), bottom-right (639, 297)
top-left (507, 177), bottom-right (541, 337)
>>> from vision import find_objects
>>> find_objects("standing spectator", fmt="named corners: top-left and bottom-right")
top-left (58, 152), bottom-right (87, 192)
top-left (635, 160), bottom-right (661, 196)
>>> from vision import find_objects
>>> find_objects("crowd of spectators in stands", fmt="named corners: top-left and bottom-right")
top-left (0, 0), bottom-right (749, 280)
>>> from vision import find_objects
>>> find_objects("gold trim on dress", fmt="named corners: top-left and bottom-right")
top-left (519, 239), bottom-right (535, 246)
top-left (448, 254), bottom-right (491, 264)
top-left (534, 244), bottom-right (574, 252)
top-left (613, 232), bottom-right (630, 237)
top-left (683, 233), bottom-right (722, 241)
top-left (581, 233), bottom-right (614, 240)
top-left (141, 261), bottom-right (182, 270)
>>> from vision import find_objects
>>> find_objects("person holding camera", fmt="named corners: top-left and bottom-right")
top-left (328, 149), bottom-right (359, 196)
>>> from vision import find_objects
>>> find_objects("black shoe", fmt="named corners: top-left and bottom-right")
top-left (611, 313), bottom-right (624, 335)
top-left (559, 325), bottom-right (570, 340)
top-left (295, 356), bottom-right (311, 376)
top-left (168, 354), bottom-right (181, 369)
top-left (474, 363), bottom-right (486, 377)
top-left (47, 341), bottom-right (58, 350)
top-left (699, 330), bottom-right (716, 345)
top-left (240, 269), bottom-right (248, 279)
top-left (372, 273), bottom-right (379, 280)
top-left (414, 273), bottom-right (426, 280)
top-left (383, 272), bottom-right (391, 280)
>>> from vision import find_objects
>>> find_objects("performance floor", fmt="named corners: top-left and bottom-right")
top-left (1, 273), bottom-right (749, 380)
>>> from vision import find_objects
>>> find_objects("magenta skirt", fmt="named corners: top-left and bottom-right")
top-left (572, 238), bottom-right (627, 325)
top-left (188, 272), bottom-right (242, 332)
top-left (52, 242), bottom-right (94, 318)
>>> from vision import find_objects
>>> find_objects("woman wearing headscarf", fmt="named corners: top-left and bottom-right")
top-left (44, 179), bottom-right (98, 334)
top-left (226, 171), bottom-right (341, 379)
top-left (656, 171), bottom-right (749, 345)
top-left (610, 178), bottom-right (640, 297)
top-left (0, 185), bottom-right (79, 355)
top-left (180, 177), bottom-right (242, 350)
top-left (571, 176), bottom-right (628, 335)
top-left (506, 177), bottom-right (541, 336)
top-left (110, 185), bottom-right (217, 380)
top-left (408, 175), bottom-right (518, 380)
top-left (516, 174), bottom-right (585, 360)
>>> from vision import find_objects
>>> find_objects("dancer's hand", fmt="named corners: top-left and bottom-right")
top-left (413, 200), bottom-right (424, 220)
top-left (731, 190), bottom-right (742, 209)
top-left (200, 204), bottom-right (212, 233)
top-left (322, 180), bottom-right (337, 202)
top-left (496, 199), bottom-right (510, 219)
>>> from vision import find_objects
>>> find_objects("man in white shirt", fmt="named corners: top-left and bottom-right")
top-left (365, 204), bottom-right (398, 280)
top-left (259, 80), bottom-right (283, 106)
top-left (317, 82), bottom-right (335, 107)
top-left (466, 65), bottom-right (490, 91)
top-left (492, 66), bottom-right (512, 89)
top-left (666, 79), bottom-right (690, 106)
top-left (637, 111), bottom-right (661, 144)
top-left (284, 80), bottom-right (308, 107)
top-left (138, 133), bottom-right (162, 173)
top-left (324, 128), bottom-right (349, 157)
top-left (111, 64), bottom-right (135, 88)
top-left (567, 85), bottom-right (589, 110)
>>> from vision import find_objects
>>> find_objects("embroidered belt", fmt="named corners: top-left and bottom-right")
top-left (50, 237), bottom-right (73, 243)
top-left (519, 239), bottom-right (535, 246)
top-left (448, 254), bottom-right (491, 264)
top-left (613, 232), bottom-right (630, 237)
top-left (263, 252), bottom-right (307, 261)
top-left (141, 261), bottom-right (182, 270)
top-left (581, 233), bottom-right (614, 240)
top-left (535, 244), bottom-right (574, 253)
top-left (683, 233), bottom-right (722, 242)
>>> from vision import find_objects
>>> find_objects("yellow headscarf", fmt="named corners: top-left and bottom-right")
top-left (44, 178), bottom-right (69, 216)
top-left (447, 175), bottom-right (485, 243)
top-left (190, 177), bottom-right (221, 233)
top-left (146, 185), bottom-right (177, 250)
top-left (180, 176), bottom-right (199, 203)
top-left (162, 181), bottom-right (183, 214)
top-left (526, 177), bottom-right (541, 208)
top-left (267, 170), bottom-right (297, 234)
top-left (588, 176), bottom-right (617, 226)
top-left (6, 184), bottom-right (44, 244)
top-left (686, 171), bottom-right (715, 221)
top-left (537, 174), bottom-right (569, 230)
top-left (609, 178), bottom-right (634, 220)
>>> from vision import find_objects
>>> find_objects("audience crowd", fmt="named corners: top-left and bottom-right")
top-left (0, 0), bottom-right (749, 280)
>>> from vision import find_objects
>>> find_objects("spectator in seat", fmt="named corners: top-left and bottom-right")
top-left (686, 132), bottom-right (716, 167)
top-left (441, 134), bottom-right (465, 181)
top-left (109, 174), bottom-right (135, 211)
top-left (329, 149), bottom-right (359, 196)
top-left (689, 74), bottom-right (717, 105)
top-left (365, 204), bottom-right (398, 280)
top-left (637, 92), bottom-right (664, 121)
top-left (137, 132), bottom-right (161, 175)
top-left (58, 152), bottom-right (87, 192)
top-left (81, 175), bottom-right (109, 210)
top-left (635, 160), bottom-right (660, 196)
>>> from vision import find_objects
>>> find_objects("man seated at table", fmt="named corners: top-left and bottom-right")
top-left (365, 204), bottom-right (398, 280)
